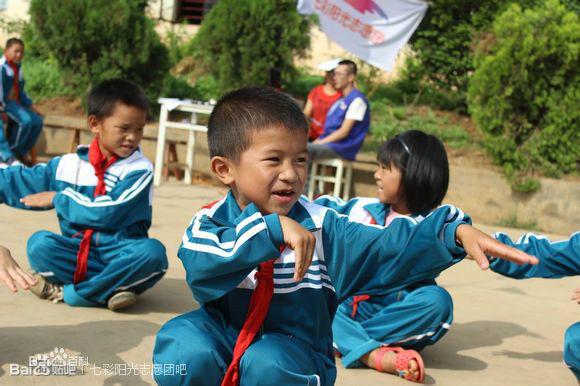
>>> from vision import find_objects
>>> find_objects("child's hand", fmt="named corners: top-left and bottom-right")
top-left (456, 224), bottom-right (539, 270)
top-left (20, 191), bottom-right (57, 208)
top-left (279, 216), bottom-right (315, 282)
top-left (572, 288), bottom-right (580, 304)
top-left (0, 245), bottom-right (37, 292)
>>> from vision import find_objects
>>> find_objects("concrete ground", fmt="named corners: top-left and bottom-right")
top-left (0, 183), bottom-right (577, 386)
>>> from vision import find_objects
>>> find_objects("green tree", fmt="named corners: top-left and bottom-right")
top-left (26, 0), bottom-right (169, 97)
top-left (468, 0), bottom-right (579, 190)
top-left (191, 0), bottom-right (311, 95)
top-left (404, 0), bottom-right (539, 111)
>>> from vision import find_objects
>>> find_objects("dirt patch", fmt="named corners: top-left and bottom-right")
top-left (37, 97), bottom-right (84, 118)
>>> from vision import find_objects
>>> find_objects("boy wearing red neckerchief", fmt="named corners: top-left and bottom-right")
top-left (152, 86), bottom-right (537, 386)
top-left (0, 38), bottom-right (43, 166)
top-left (0, 79), bottom-right (168, 311)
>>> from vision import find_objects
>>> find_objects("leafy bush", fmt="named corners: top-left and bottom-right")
top-left (364, 102), bottom-right (471, 152)
top-left (404, 0), bottom-right (540, 111)
top-left (191, 0), bottom-right (311, 95)
top-left (26, 0), bottom-right (169, 99)
top-left (468, 0), bottom-right (579, 189)
top-left (24, 58), bottom-right (76, 101)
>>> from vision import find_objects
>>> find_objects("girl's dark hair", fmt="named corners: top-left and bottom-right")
top-left (377, 130), bottom-right (449, 213)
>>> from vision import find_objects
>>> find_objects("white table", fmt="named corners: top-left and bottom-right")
top-left (153, 98), bottom-right (214, 186)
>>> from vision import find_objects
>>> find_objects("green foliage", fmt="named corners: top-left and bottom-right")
top-left (191, 0), bottom-right (311, 95)
top-left (26, 0), bottom-right (169, 99)
top-left (404, 0), bottom-right (540, 111)
top-left (497, 214), bottom-right (539, 231)
top-left (363, 102), bottom-right (471, 152)
top-left (468, 0), bottom-right (579, 191)
top-left (24, 57), bottom-right (76, 101)
top-left (285, 69), bottom-right (323, 100)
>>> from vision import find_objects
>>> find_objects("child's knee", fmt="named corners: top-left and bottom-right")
top-left (140, 238), bottom-right (168, 269)
top-left (27, 231), bottom-right (54, 265)
top-left (16, 113), bottom-right (33, 128)
top-left (240, 335), bottom-right (319, 384)
top-left (564, 323), bottom-right (580, 365)
top-left (414, 286), bottom-right (453, 319)
top-left (154, 314), bottom-right (228, 385)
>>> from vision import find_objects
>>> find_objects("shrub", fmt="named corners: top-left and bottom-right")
top-left (191, 0), bottom-right (311, 95)
top-left (404, 0), bottom-right (540, 111)
top-left (26, 0), bottom-right (169, 99)
top-left (468, 0), bottom-right (579, 189)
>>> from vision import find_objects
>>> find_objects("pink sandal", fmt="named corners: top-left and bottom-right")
top-left (372, 346), bottom-right (425, 383)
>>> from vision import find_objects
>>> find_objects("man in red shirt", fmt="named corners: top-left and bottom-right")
top-left (303, 59), bottom-right (342, 141)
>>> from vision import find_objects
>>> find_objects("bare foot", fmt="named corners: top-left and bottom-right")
top-left (361, 347), bottom-right (421, 381)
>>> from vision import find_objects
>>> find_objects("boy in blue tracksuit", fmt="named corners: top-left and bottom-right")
top-left (489, 231), bottom-right (579, 380)
top-left (0, 79), bottom-right (168, 310)
top-left (152, 87), bottom-right (536, 386)
top-left (0, 38), bottom-right (43, 165)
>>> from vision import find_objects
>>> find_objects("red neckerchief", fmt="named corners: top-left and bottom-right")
top-left (221, 246), bottom-right (283, 386)
top-left (73, 138), bottom-right (118, 283)
top-left (6, 60), bottom-right (20, 103)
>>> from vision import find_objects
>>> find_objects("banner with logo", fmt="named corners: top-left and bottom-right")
top-left (297, 0), bottom-right (428, 71)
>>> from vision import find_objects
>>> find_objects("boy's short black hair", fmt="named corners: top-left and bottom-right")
top-left (377, 130), bottom-right (449, 214)
top-left (87, 78), bottom-right (149, 119)
top-left (208, 86), bottom-right (308, 161)
top-left (5, 38), bottom-right (24, 50)
top-left (338, 59), bottom-right (357, 76)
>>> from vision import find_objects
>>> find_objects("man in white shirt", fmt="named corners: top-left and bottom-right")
top-left (307, 60), bottom-right (371, 162)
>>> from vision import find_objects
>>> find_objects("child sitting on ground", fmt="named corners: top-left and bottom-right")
top-left (0, 78), bottom-right (168, 311)
top-left (486, 232), bottom-right (578, 380)
top-left (0, 38), bottom-right (44, 166)
top-left (314, 129), bottom-right (578, 382)
top-left (152, 87), bottom-right (536, 386)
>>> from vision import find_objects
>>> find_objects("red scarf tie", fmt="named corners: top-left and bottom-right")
top-left (351, 214), bottom-right (380, 318)
top-left (6, 60), bottom-right (20, 103)
top-left (73, 138), bottom-right (118, 283)
top-left (221, 257), bottom-right (277, 386)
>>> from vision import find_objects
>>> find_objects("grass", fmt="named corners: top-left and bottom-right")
top-left (362, 102), bottom-right (473, 153)
top-left (497, 214), bottom-right (540, 231)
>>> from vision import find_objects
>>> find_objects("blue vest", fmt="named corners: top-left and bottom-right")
top-left (321, 89), bottom-right (370, 160)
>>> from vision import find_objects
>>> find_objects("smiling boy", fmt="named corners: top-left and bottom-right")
top-left (152, 86), bottom-right (537, 386)
top-left (0, 79), bottom-right (168, 310)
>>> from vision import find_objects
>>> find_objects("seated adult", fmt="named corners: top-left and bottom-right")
top-left (303, 59), bottom-right (342, 141)
top-left (307, 59), bottom-right (370, 161)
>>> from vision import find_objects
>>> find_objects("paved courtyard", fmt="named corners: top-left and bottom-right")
top-left (0, 183), bottom-right (577, 385)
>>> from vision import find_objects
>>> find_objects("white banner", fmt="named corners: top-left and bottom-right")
top-left (298, 0), bottom-right (428, 71)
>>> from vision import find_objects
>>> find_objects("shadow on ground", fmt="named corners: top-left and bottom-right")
top-left (124, 278), bottom-right (198, 316)
top-left (422, 320), bottom-right (543, 372)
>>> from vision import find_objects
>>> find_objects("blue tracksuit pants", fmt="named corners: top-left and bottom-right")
top-left (333, 284), bottom-right (453, 368)
top-left (153, 307), bottom-right (335, 386)
top-left (564, 322), bottom-right (580, 380)
top-left (5, 100), bottom-right (43, 159)
top-left (0, 119), bottom-right (13, 162)
top-left (27, 230), bottom-right (168, 307)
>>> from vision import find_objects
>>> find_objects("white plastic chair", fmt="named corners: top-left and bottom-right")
top-left (307, 158), bottom-right (353, 200)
